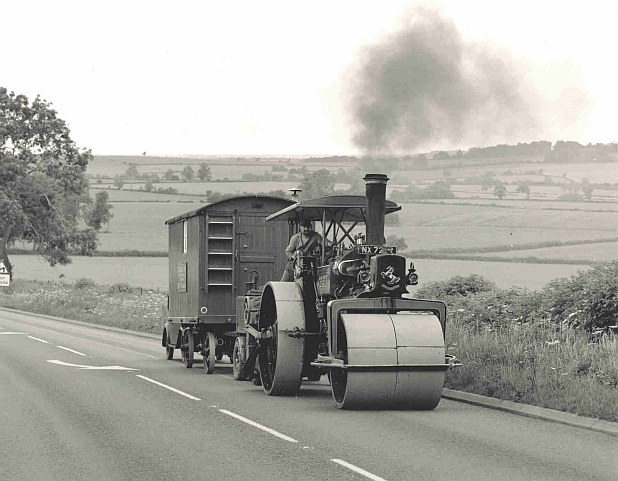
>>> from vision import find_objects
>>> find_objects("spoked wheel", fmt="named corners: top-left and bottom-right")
top-left (232, 337), bottom-right (248, 381)
top-left (257, 282), bottom-right (305, 396)
top-left (181, 328), bottom-right (194, 368)
top-left (202, 331), bottom-right (216, 374)
top-left (258, 321), bottom-right (278, 392)
top-left (165, 332), bottom-right (174, 360)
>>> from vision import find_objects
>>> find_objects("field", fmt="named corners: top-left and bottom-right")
top-left (87, 155), bottom-right (339, 180)
top-left (95, 201), bottom-right (201, 252)
top-left (416, 198), bottom-right (618, 211)
top-left (390, 201), bottom-right (618, 253)
top-left (87, 196), bottom-right (618, 256)
top-left (467, 241), bottom-right (618, 262)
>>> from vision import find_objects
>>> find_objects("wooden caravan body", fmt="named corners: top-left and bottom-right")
top-left (165, 195), bottom-right (295, 325)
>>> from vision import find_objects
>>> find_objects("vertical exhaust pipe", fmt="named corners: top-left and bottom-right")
top-left (364, 173), bottom-right (389, 246)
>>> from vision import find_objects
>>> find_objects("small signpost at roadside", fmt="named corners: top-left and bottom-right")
top-left (0, 261), bottom-right (10, 288)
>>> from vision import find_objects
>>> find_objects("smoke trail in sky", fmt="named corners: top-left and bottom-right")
top-left (346, 8), bottom-right (550, 153)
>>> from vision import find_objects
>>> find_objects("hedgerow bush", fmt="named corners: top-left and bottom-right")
top-left (74, 277), bottom-right (97, 290)
top-left (107, 282), bottom-right (133, 294)
top-left (417, 263), bottom-right (617, 334)
top-left (542, 261), bottom-right (618, 332)
top-left (416, 274), bottom-right (496, 299)
top-left (445, 287), bottom-right (545, 331)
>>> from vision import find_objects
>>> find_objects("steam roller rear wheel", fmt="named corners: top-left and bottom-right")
top-left (258, 282), bottom-right (305, 396)
top-left (203, 331), bottom-right (216, 374)
top-left (330, 313), bottom-right (445, 410)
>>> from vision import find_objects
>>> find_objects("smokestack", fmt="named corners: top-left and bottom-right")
top-left (364, 173), bottom-right (389, 246)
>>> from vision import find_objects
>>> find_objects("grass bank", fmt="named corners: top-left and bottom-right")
top-left (0, 279), bottom-right (166, 334)
top-left (0, 270), bottom-right (616, 422)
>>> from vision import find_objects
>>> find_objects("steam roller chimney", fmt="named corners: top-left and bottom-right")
top-left (364, 173), bottom-right (389, 246)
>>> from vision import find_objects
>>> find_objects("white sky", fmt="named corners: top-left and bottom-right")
top-left (2, 0), bottom-right (616, 156)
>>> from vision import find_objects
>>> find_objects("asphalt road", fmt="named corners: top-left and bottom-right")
top-left (1, 309), bottom-right (615, 481)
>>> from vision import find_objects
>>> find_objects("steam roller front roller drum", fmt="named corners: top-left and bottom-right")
top-left (330, 313), bottom-right (445, 410)
top-left (258, 282), bottom-right (306, 396)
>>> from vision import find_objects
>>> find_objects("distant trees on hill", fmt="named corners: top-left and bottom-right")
top-left (462, 141), bottom-right (552, 160)
top-left (546, 141), bottom-right (617, 163)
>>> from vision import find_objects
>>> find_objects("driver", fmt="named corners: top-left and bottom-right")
top-left (280, 218), bottom-right (324, 281)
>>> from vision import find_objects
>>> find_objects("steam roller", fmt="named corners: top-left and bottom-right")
top-left (232, 172), bottom-right (458, 409)
top-left (252, 281), bottom-right (447, 409)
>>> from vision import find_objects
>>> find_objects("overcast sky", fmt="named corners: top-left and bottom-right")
top-left (2, 0), bottom-right (615, 156)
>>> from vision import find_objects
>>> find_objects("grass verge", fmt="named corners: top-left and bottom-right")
top-left (0, 279), bottom-right (166, 334)
top-left (445, 319), bottom-right (617, 422)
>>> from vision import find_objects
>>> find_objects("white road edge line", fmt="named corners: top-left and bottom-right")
top-left (219, 409), bottom-right (298, 443)
top-left (57, 346), bottom-right (86, 356)
top-left (331, 459), bottom-right (388, 481)
top-left (28, 336), bottom-right (49, 344)
top-left (135, 375), bottom-right (201, 401)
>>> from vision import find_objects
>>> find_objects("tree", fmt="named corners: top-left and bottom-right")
top-left (386, 234), bottom-right (408, 252)
top-left (125, 163), bottom-right (138, 180)
top-left (182, 165), bottom-right (195, 182)
top-left (493, 182), bottom-right (507, 199)
top-left (163, 168), bottom-right (176, 181)
top-left (299, 169), bottom-right (336, 200)
top-left (197, 163), bottom-right (212, 181)
top-left (433, 150), bottom-right (451, 160)
top-left (113, 177), bottom-right (124, 190)
top-left (84, 191), bottom-right (114, 231)
top-left (581, 178), bottom-right (594, 200)
top-left (423, 181), bottom-right (455, 199)
top-left (516, 181), bottom-right (531, 199)
top-left (0, 87), bottom-right (97, 275)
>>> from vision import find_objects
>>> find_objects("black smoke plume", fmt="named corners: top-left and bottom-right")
top-left (346, 8), bottom-right (541, 153)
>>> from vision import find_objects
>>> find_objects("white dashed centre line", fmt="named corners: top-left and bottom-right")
top-left (57, 346), bottom-right (86, 356)
top-left (135, 375), bottom-right (201, 401)
top-left (331, 459), bottom-right (388, 481)
top-left (219, 409), bottom-right (298, 443)
top-left (28, 336), bottom-right (49, 344)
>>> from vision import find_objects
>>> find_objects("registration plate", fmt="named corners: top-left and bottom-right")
top-left (357, 245), bottom-right (396, 255)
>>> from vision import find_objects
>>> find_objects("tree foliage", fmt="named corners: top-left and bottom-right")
top-left (84, 191), bottom-right (114, 231)
top-left (0, 87), bottom-right (96, 274)
top-left (298, 169), bottom-right (336, 200)
top-left (516, 181), bottom-right (531, 199)
top-left (182, 165), bottom-right (195, 182)
top-left (424, 180), bottom-right (455, 199)
top-left (197, 163), bottom-right (212, 181)
top-left (493, 182), bottom-right (507, 199)
top-left (163, 168), bottom-right (176, 181)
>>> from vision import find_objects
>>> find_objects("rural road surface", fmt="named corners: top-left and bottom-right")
top-left (1, 309), bottom-right (615, 481)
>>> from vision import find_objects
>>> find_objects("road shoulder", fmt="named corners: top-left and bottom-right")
top-left (443, 388), bottom-right (618, 437)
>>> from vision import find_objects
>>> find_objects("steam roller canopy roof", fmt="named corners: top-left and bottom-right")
top-left (265, 195), bottom-right (401, 224)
